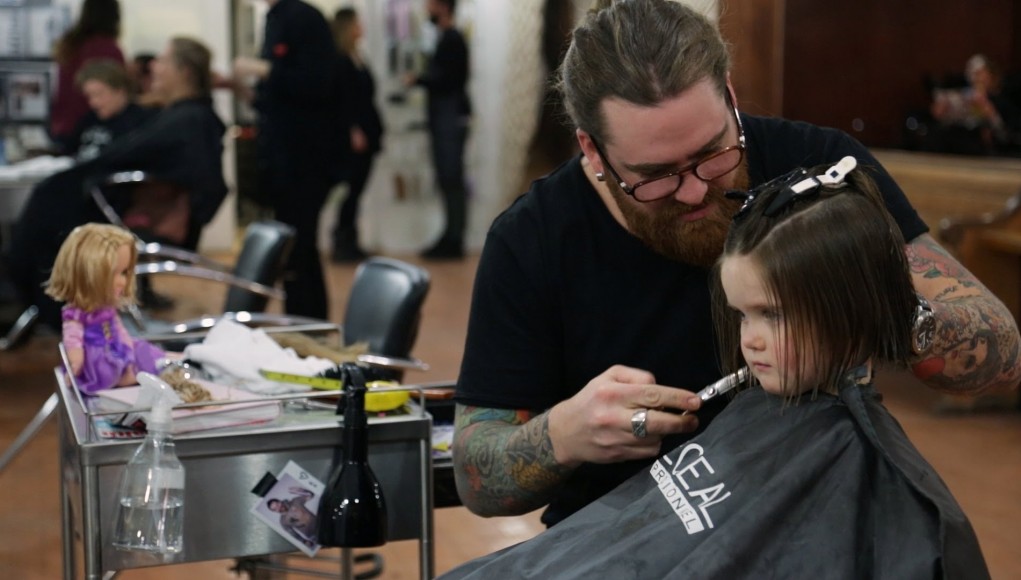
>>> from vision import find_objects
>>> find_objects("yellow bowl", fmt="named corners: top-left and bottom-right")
top-left (364, 380), bottom-right (411, 412)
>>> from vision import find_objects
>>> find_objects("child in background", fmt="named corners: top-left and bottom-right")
top-left (440, 158), bottom-right (989, 579)
top-left (63, 59), bottom-right (153, 162)
top-left (45, 223), bottom-right (165, 394)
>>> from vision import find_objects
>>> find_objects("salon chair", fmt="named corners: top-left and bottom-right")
top-left (341, 257), bottom-right (431, 376)
top-left (123, 218), bottom-right (339, 341)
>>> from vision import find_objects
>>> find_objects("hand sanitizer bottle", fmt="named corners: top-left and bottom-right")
top-left (113, 373), bottom-right (185, 555)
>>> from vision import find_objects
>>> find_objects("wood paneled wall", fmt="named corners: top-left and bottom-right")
top-left (721, 0), bottom-right (1020, 149)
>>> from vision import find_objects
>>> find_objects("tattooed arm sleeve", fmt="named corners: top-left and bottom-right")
top-left (907, 233), bottom-right (1021, 392)
top-left (452, 404), bottom-right (575, 517)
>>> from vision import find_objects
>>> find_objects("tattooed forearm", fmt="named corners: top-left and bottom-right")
top-left (907, 234), bottom-right (1021, 392)
top-left (452, 404), bottom-right (574, 517)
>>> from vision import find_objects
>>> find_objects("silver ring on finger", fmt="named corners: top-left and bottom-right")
top-left (631, 408), bottom-right (649, 439)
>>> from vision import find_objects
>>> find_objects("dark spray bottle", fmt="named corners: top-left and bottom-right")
top-left (318, 363), bottom-right (388, 547)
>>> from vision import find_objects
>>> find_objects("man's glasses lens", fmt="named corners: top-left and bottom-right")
top-left (695, 147), bottom-right (743, 181)
top-left (632, 146), bottom-right (744, 202)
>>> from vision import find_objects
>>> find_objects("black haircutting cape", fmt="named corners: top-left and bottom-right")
top-left (442, 381), bottom-right (988, 579)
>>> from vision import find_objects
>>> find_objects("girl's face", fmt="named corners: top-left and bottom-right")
top-left (82, 79), bottom-right (129, 120)
top-left (111, 243), bottom-right (132, 303)
top-left (720, 254), bottom-right (819, 395)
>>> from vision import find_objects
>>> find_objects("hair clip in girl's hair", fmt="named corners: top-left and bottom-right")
top-left (762, 156), bottom-right (858, 217)
top-left (728, 167), bottom-right (808, 222)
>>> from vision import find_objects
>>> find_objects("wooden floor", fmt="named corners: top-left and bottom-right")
top-left (1, 251), bottom-right (1019, 578)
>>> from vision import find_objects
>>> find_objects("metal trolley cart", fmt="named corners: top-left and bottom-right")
top-left (56, 362), bottom-right (435, 579)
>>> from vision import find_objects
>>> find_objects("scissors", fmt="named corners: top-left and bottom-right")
top-left (681, 367), bottom-right (749, 416)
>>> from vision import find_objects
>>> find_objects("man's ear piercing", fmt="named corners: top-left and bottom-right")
top-left (595, 172), bottom-right (605, 181)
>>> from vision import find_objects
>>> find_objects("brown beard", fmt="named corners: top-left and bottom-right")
top-left (609, 162), bottom-right (750, 268)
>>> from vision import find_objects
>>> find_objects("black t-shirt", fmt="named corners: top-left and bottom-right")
top-left (416, 28), bottom-right (471, 119)
top-left (337, 53), bottom-right (384, 155)
top-left (62, 103), bottom-right (155, 162)
top-left (455, 113), bottom-right (929, 527)
top-left (255, 0), bottom-right (341, 174)
top-left (77, 96), bottom-right (228, 226)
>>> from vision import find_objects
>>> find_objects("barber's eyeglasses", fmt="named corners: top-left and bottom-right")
top-left (593, 94), bottom-right (746, 203)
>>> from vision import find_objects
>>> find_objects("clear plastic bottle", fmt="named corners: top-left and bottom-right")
top-left (112, 373), bottom-right (185, 555)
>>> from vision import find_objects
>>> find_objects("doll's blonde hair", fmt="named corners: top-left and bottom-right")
top-left (45, 223), bottom-right (139, 312)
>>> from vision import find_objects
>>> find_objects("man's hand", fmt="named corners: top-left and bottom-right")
top-left (453, 365), bottom-right (701, 517)
top-left (233, 56), bottom-right (271, 81)
top-left (547, 365), bottom-right (701, 468)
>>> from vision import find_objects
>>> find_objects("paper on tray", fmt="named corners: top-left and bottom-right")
top-left (94, 379), bottom-right (281, 434)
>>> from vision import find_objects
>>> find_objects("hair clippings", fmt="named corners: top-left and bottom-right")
top-left (727, 156), bottom-right (858, 221)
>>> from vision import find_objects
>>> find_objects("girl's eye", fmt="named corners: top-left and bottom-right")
top-left (762, 309), bottom-right (782, 322)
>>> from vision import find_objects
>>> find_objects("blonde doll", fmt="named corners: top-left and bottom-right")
top-left (45, 223), bottom-right (165, 394)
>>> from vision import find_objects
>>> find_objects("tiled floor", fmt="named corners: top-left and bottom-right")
top-left (1, 251), bottom-right (1019, 578)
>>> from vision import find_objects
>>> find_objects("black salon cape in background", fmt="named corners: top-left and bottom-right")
top-left (441, 383), bottom-right (988, 579)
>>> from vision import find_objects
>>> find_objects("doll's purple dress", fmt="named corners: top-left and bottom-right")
top-left (62, 306), bottom-right (165, 395)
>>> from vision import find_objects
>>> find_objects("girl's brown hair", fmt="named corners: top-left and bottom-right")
top-left (45, 223), bottom-right (138, 312)
top-left (711, 164), bottom-right (917, 397)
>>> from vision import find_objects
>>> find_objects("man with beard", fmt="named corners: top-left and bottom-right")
top-left (451, 0), bottom-right (1020, 529)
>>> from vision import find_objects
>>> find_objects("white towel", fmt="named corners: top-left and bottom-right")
top-left (183, 319), bottom-right (335, 394)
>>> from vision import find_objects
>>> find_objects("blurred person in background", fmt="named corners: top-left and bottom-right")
top-left (9, 37), bottom-right (227, 330)
top-left (331, 7), bottom-right (384, 263)
top-left (927, 54), bottom-right (1021, 156)
top-left (233, 0), bottom-right (340, 319)
top-left (61, 59), bottom-right (154, 161)
top-left (50, 0), bottom-right (125, 151)
top-left (404, 0), bottom-right (471, 260)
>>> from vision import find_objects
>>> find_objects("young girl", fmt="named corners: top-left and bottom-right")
top-left (45, 223), bottom-right (165, 394)
top-left (439, 158), bottom-right (989, 579)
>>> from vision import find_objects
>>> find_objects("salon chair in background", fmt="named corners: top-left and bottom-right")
top-left (91, 170), bottom-right (227, 311)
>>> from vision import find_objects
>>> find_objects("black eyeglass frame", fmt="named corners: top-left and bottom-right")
top-left (592, 91), bottom-right (747, 203)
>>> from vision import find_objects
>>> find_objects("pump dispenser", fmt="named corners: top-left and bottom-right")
top-left (113, 372), bottom-right (186, 555)
top-left (318, 363), bottom-right (388, 547)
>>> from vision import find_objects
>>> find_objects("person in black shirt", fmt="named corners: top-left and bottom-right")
top-left (330, 7), bottom-right (383, 263)
top-left (405, 0), bottom-right (471, 259)
top-left (234, 0), bottom-right (340, 319)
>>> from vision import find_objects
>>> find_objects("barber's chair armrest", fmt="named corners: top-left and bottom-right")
top-left (938, 187), bottom-right (1021, 249)
top-left (137, 241), bottom-right (229, 271)
top-left (105, 170), bottom-right (152, 186)
top-left (88, 170), bottom-right (155, 227)
top-left (138, 314), bottom-right (343, 347)
top-left (134, 262), bottom-right (285, 301)
top-left (140, 312), bottom-right (341, 342)
top-left (357, 353), bottom-right (430, 372)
